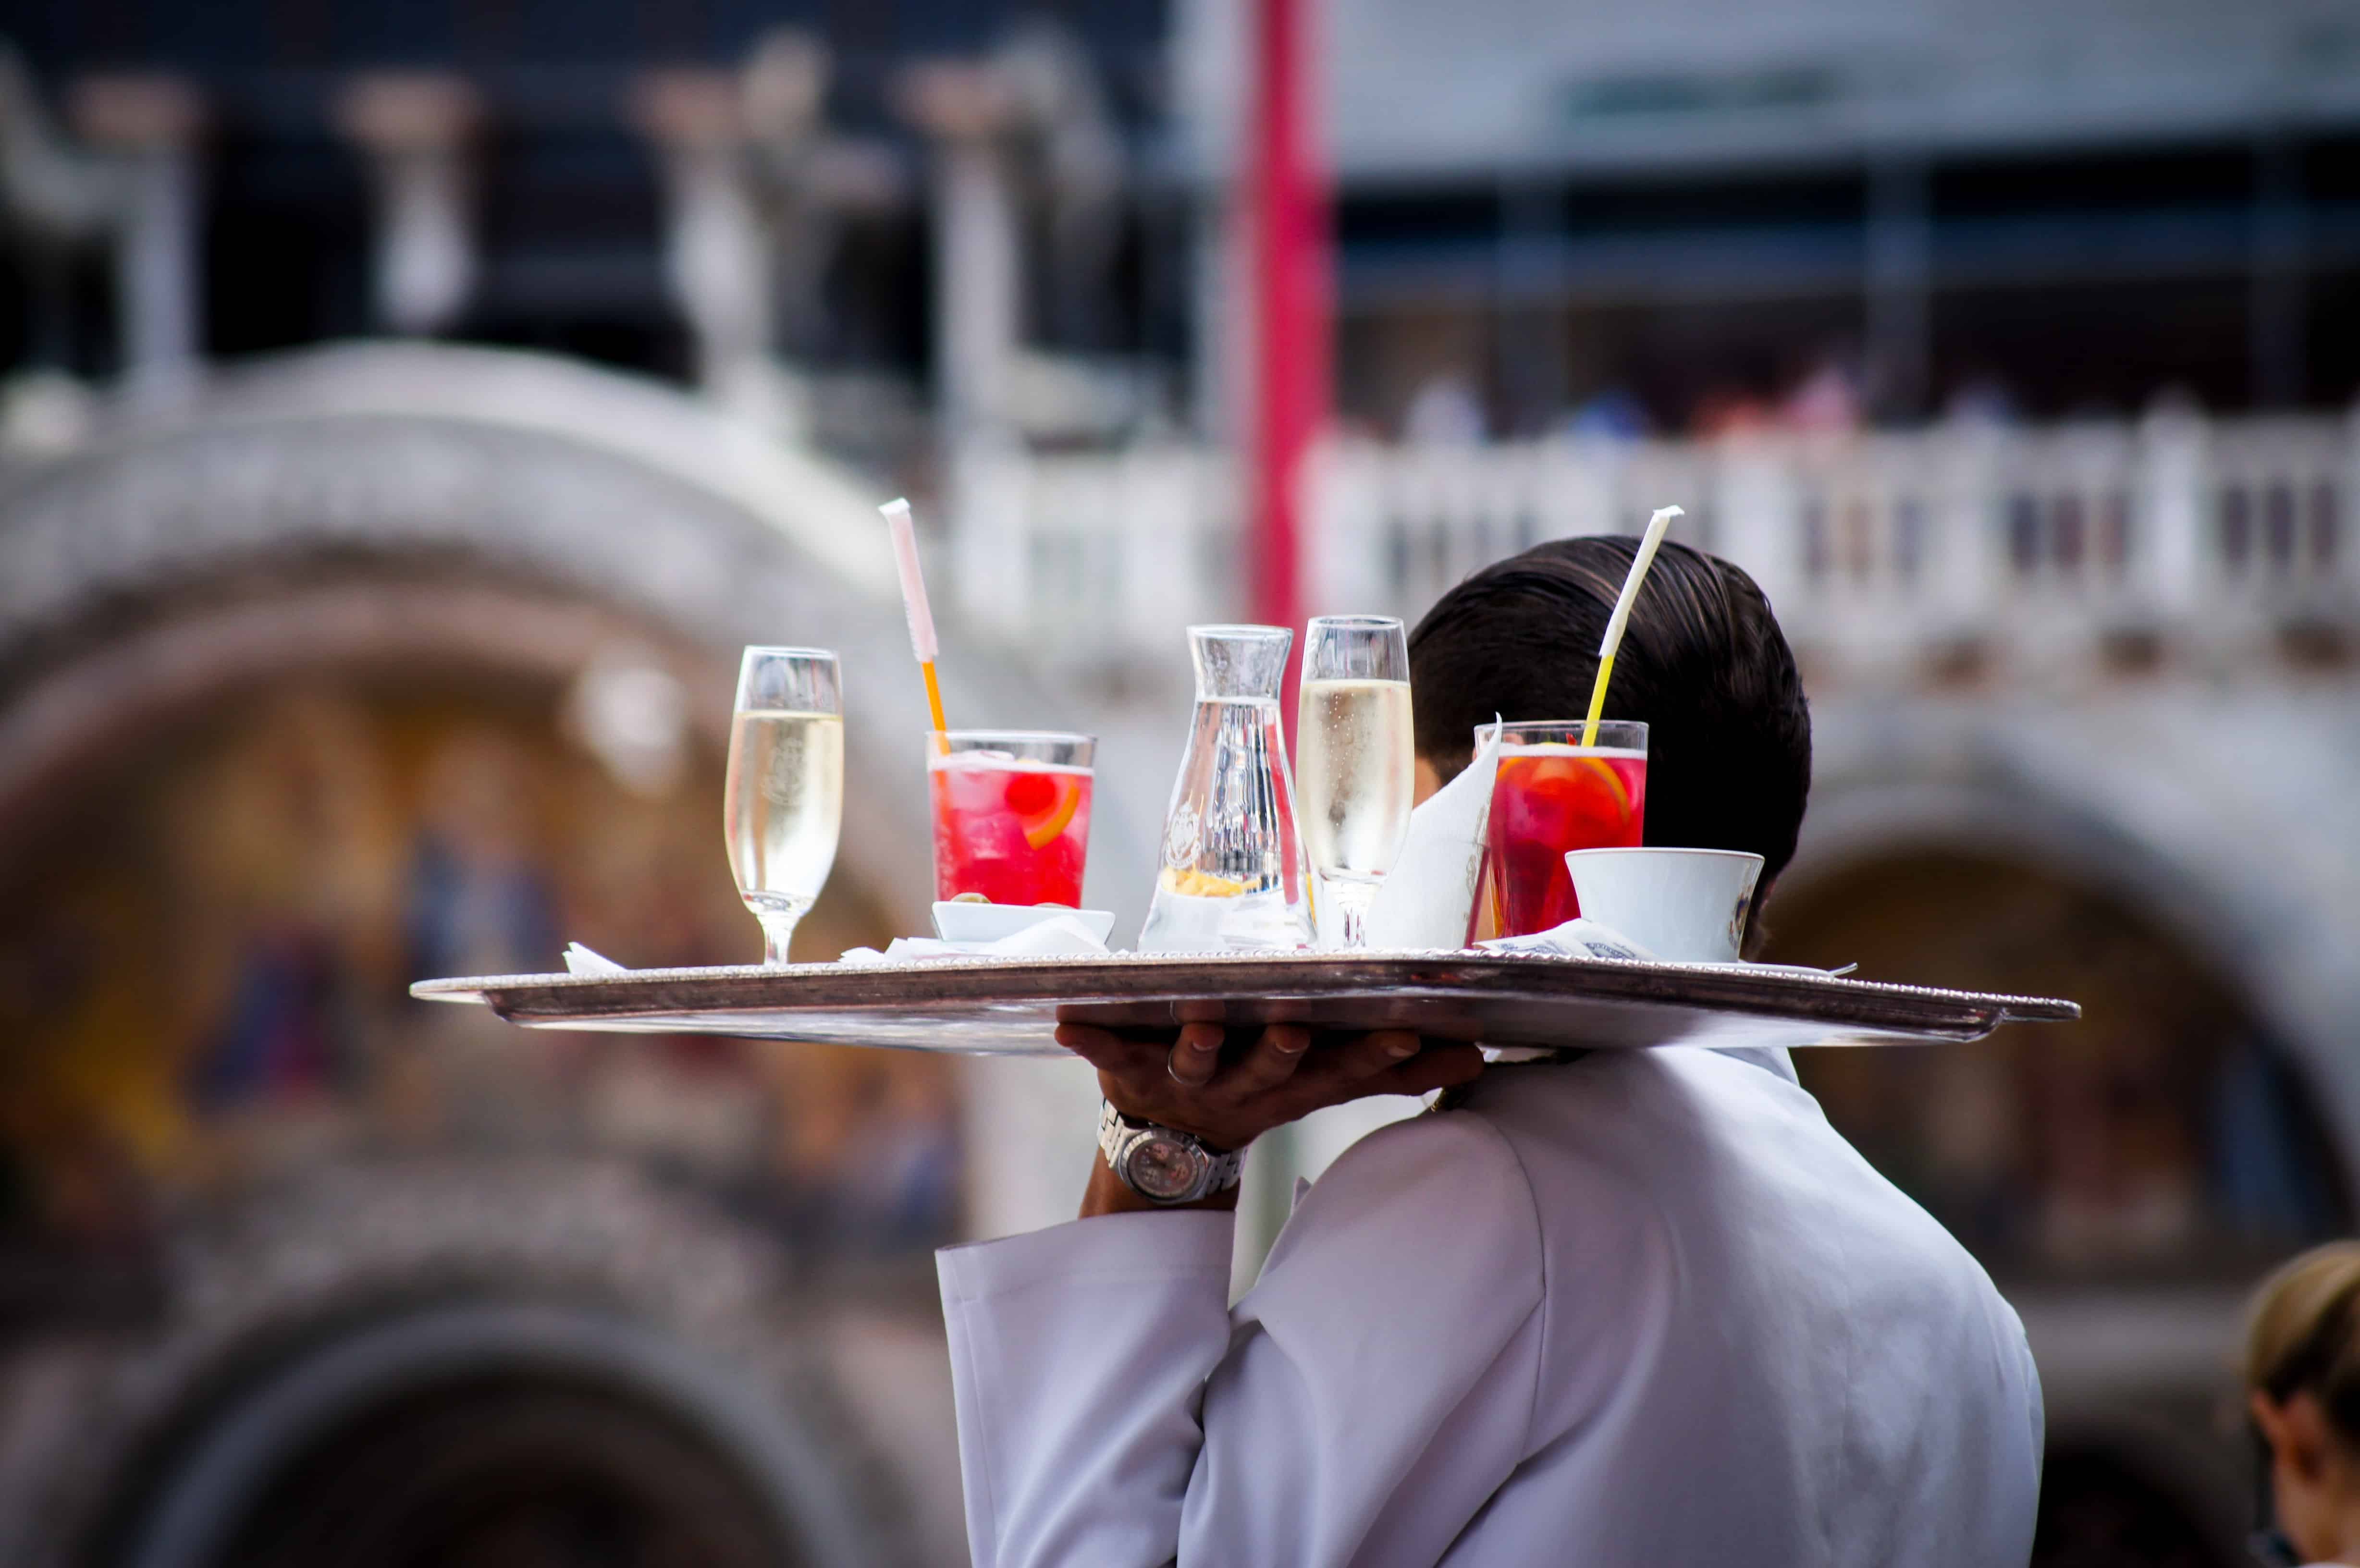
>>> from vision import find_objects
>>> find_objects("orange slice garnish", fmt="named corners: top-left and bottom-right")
top-left (1576, 756), bottom-right (1633, 820)
top-left (1021, 777), bottom-right (1082, 849)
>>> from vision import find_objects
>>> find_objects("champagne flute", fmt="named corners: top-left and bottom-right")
top-left (1297, 615), bottom-right (1414, 949)
top-left (723, 647), bottom-right (843, 964)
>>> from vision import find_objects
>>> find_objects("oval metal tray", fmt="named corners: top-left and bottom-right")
top-left (410, 950), bottom-right (2079, 1057)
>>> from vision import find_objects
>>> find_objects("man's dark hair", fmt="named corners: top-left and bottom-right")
top-left (1407, 535), bottom-right (1812, 889)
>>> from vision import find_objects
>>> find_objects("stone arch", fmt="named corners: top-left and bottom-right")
top-left (1784, 694), bottom-right (2360, 1179)
top-left (0, 340), bottom-right (1157, 925)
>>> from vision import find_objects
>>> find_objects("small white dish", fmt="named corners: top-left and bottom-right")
top-left (931, 901), bottom-right (1117, 945)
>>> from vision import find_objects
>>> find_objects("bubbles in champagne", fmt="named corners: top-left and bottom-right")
top-left (1297, 678), bottom-right (1414, 881)
top-left (723, 710), bottom-right (844, 921)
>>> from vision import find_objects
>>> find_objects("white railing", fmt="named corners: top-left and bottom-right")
top-left (947, 411), bottom-right (2360, 687)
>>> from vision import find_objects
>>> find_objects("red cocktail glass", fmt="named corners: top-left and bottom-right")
top-left (1479, 720), bottom-right (1648, 937)
top-left (930, 730), bottom-right (1096, 906)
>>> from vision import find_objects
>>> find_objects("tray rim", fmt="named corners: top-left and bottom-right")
top-left (410, 948), bottom-right (2081, 1038)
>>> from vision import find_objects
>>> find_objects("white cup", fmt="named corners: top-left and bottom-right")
top-left (1564, 847), bottom-right (1765, 964)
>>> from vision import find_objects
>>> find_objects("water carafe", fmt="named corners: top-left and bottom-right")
top-left (1138, 625), bottom-right (1315, 952)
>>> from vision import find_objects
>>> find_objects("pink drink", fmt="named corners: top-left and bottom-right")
top-left (1483, 748), bottom-right (1648, 935)
top-left (930, 749), bottom-right (1094, 906)
top-left (1475, 721), bottom-right (1650, 938)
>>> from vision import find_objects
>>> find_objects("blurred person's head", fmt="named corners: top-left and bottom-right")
top-left (2247, 1242), bottom-right (2360, 1565)
top-left (1405, 535), bottom-right (1812, 897)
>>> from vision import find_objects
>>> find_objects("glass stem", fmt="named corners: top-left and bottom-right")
top-left (754, 900), bottom-right (811, 965)
top-left (1329, 877), bottom-right (1380, 950)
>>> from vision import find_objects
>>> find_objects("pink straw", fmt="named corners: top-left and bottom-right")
top-left (879, 498), bottom-right (939, 664)
top-left (880, 498), bottom-right (948, 739)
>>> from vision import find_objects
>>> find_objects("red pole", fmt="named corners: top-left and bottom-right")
top-left (1248, 0), bottom-right (1330, 728)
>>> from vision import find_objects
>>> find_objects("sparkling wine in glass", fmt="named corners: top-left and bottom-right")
top-left (1297, 615), bottom-right (1414, 948)
top-left (723, 647), bottom-right (843, 964)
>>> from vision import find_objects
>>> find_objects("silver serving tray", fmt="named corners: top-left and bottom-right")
top-left (411, 951), bottom-right (2078, 1057)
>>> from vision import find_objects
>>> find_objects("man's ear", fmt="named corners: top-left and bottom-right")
top-left (1740, 876), bottom-right (1778, 961)
top-left (2256, 1390), bottom-right (2337, 1483)
top-left (1413, 756), bottom-right (1443, 807)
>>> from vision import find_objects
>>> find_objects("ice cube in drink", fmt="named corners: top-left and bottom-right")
top-left (1483, 737), bottom-right (1647, 937)
top-left (930, 746), bottom-right (1094, 907)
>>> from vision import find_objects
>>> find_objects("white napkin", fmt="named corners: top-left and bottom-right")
top-left (1363, 720), bottom-right (1504, 950)
top-left (838, 911), bottom-right (1112, 966)
top-left (1478, 917), bottom-right (1657, 962)
top-left (1476, 921), bottom-right (1856, 975)
top-left (563, 942), bottom-right (630, 976)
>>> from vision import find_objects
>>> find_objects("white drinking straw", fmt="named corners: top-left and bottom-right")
top-left (1580, 504), bottom-right (1684, 746)
top-left (879, 498), bottom-right (948, 736)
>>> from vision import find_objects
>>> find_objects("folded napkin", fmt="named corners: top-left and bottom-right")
top-left (564, 942), bottom-right (630, 976)
top-left (1478, 921), bottom-right (1855, 976)
top-left (1478, 918), bottom-right (1657, 962)
top-left (556, 918), bottom-right (1112, 975)
top-left (1363, 720), bottom-right (1503, 950)
top-left (838, 910), bottom-right (1112, 966)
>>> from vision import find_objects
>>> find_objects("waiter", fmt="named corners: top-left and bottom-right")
top-left (936, 538), bottom-right (2045, 1567)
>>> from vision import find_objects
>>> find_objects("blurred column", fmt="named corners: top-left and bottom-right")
top-left (742, 28), bottom-right (911, 368)
top-left (1191, 186), bottom-right (1246, 442)
top-left (632, 70), bottom-right (776, 413)
top-left (0, 46), bottom-right (117, 452)
top-left (898, 61), bottom-right (1022, 440)
top-left (2138, 401), bottom-right (2208, 622)
top-left (957, 1057), bottom-right (1103, 1244)
top-left (1865, 157), bottom-right (1930, 424)
top-left (2249, 136), bottom-right (2307, 410)
top-left (1493, 177), bottom-right (1565, 434)
top-left (740, 30), bottom-right (832, 364)
top-left (1716, 446), bottom-right (1805, 616)
top-left (69, 74), bottom-right (205, 402)
top-left (334, 73), bottom-right (481, 337)
top-left (1000, 22), bottom-right (1126, 355)
top-left (899, 62), bottom-right (1028, 630)
top-left (1930, 420), bottom-right (2005, 633)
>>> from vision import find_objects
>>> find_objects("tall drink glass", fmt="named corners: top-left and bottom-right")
top-left (930, 730), bottom-right (1096, 906)
top-left (724, 647), bottom-right (844, 964)
top-left (1481, 720), bottom-right (1648, 937)
top-left (1298, 615), bottom-right (1414, 948)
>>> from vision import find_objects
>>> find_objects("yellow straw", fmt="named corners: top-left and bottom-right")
top-left (1581, 505), bottom-right (1684, 746)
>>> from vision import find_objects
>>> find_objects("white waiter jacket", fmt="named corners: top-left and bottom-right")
top-left (937, 1041), bottom-right (2045, 1568)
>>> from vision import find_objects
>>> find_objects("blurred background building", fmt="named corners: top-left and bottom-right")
top-left (0, 0), bottom-right (2355, 1563)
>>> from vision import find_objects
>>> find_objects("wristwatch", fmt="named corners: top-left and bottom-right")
top-left (1097, 1101), bottom-right (1246, 1205)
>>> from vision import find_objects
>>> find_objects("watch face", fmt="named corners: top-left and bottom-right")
top-left (1126, 1135), bottom-right (1207, 1201)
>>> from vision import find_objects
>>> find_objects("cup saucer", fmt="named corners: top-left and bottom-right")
top-left (932, 901), bottom-right (1116, 945)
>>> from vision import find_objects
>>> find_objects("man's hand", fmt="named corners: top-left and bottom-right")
top-left (1058, 1022), bottom-right (1484, 1216)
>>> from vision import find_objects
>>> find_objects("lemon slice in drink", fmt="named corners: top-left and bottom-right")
top-left (1160, 867), bottom-right (1250, 897)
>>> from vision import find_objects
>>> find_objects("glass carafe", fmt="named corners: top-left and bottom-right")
top-left (1138, 625), bottom-right (1315, 952)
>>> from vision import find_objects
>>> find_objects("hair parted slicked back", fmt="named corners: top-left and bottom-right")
top-left (1406, 534), bottom-right (1813, 890)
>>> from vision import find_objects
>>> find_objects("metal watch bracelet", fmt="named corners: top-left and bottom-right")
top-left (1097, 1101), bottom-right (1246, 1205)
